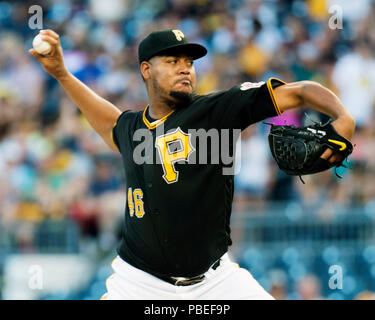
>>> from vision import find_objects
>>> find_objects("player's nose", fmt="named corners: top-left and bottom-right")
top-left (178, 67), bottom-right (190, 75)
top-left (177, 61), bottom-right (191, 75)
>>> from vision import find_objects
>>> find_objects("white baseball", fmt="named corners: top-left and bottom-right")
top-left (32, 34), bottom-right (52, 55)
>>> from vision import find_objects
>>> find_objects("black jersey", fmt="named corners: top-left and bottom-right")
top-left (112, 78), bottom-right (285, 279)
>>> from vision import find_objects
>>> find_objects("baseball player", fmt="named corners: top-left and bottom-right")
top-left (29, 29), bottom-right (355, 300)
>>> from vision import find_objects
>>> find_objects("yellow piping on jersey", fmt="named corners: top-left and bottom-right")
top-left (100, 293), bottom-right (108, 300)
top-left (111, 256), bottom-right (118, 268)
top-left (328, 139), bottom-right (346, 151)
top-left (100, 257), bottom-right (119, 300)
top-left (142, 105), bottom-right (175, 130)
top-left (266, 77), bottom-right (286, 116)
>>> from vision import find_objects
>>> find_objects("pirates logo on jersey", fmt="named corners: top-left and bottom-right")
top-left (155, 127), bottom-right (195, 184)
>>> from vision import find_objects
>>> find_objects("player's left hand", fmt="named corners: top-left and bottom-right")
top-left (320, 115), bottom-right (355, 164)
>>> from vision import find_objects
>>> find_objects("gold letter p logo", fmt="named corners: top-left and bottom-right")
top-left (155, 127), bottom-right (194, 184)
top-left (172, 29), bottom-right (185, 41)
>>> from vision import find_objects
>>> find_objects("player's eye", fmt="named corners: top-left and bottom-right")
top-left (167, 59), bottom-right (177, 64)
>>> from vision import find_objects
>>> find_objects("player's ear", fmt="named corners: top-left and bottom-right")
top-left (140, 61), bottom-right (152, 81)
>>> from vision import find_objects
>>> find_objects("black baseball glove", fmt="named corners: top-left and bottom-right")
top-left (266, 119), bottom-right (354, 183)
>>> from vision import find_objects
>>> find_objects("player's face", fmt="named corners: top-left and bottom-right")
top-left (147, 54), bottom-right (196, 102)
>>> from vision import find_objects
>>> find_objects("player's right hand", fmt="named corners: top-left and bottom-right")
top-left (28, 29), bottom-right (69, 80)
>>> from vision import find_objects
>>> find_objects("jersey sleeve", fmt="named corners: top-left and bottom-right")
top-left (112, 110), bottom-right (131, 153)
top-left (209, 78), bottom-right (286, 130)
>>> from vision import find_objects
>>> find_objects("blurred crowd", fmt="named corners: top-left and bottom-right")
top-left (1, 0), bottom-right (375, 299)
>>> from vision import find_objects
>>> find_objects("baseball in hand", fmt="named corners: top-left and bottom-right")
top-left (32, 34), bottom-right (52, 55)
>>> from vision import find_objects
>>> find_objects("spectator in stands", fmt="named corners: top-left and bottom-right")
top-left (296, 274), bottom-right (324, 300)
top-left (354, 290), bottom-right (375, 300)
top-left (89, 160), bottom-right (121, 197)
top-left (268, 269), bottom-right (288, 300)
top-left (234, 124), bottom-right (273, 210)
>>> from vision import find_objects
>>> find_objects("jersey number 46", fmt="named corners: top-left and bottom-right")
top-left (128, 188), bottom-right (145, 218)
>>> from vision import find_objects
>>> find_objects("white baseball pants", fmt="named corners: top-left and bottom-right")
top-left (100, 253), bottom-right (274, 300)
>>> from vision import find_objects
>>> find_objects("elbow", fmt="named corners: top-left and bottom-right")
top-left (295, 80), bottom-right (324, 105)
top-left (275, 80), bottom-right (326, 112)
top-left (297, 80), bottom-right (321, 96)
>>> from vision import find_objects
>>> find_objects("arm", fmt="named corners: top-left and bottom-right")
top-left (273, 80), bottom-right (356, 163)
top-left (29, 29), bottom-right (121, 152)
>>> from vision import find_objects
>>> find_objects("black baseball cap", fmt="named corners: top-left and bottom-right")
top-left (138, 29), bottom-right (207, 64)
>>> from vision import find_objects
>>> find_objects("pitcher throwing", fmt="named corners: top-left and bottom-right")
top-left (29, 29), bottom-right (355, 299)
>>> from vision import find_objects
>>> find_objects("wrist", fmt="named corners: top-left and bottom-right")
top-left (56, 69), bottom-right (71, 82)
top-left (332, 113), bottom-right (356, 140)
top-left (337, 113), bottom-right (355, 126)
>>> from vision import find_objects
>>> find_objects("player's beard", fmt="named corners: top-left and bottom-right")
top-left (169, 91), bottom-right (194, 109)
top-left (153, 79), bottom-right (193, 109)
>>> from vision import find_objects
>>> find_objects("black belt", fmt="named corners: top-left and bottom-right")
top-left (160, 259), bottom-right (221, 286)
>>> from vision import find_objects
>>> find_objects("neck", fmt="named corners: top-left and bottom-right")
top-left (146, 84), bottom-right (193, 118)
top-left (148, 99), bottom-right (174, 119)
top-left (144, 82), bottom-right (174, 119)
